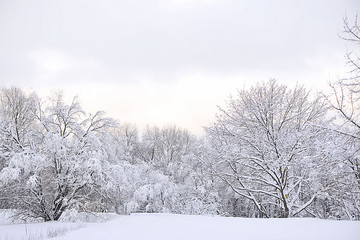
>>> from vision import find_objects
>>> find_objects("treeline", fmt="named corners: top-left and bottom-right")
top-left (0, 16), bottom-right (359, 221)
top-left (0, 78), bottom-right (358, 221)
top-left (0, 89), bottom-right (220, 221)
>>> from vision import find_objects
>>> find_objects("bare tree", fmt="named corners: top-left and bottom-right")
top-left (322, 14), bottom-right (360, 220)
top-left (328, 14), bottom-right (360, 133)
top-left (342, 14), bottom-right (360, 84)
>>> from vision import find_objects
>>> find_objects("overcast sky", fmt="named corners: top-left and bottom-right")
top-left (0, 0), bottom-right (359, 134)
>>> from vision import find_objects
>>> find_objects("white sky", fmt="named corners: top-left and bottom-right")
top-left (0, 0), bottom-right (359, 134)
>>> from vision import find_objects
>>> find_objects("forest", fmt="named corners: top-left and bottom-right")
top-left (0, 16), bottom-right (359, 222)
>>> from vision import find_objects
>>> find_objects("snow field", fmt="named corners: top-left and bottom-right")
top-left (52, 213), bottom-right (360, 240)
top-left (1, 212), bottom-right (360, 240)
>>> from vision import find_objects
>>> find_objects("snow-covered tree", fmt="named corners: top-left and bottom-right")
top-left (112, 123), bottom-right (140, 164)
top-left (0, 88), bottom-right (37, 169)
top-left (206, 80), bottom-right (328, 218)
top-left (0, 92), bottom-right (117, 221)
top-left (138, 126), bottom-right (194, 178)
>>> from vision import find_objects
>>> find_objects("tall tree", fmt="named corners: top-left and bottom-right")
top-left (206, 80), bottom-right (328, 218)
top-left (323, 15), bottom-right (360, 220)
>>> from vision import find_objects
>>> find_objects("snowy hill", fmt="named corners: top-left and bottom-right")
top-left (2, 213), bottom-right (359, 240)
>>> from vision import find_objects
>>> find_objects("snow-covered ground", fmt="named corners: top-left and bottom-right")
top-left (0, 210), bottom-right (86, 240)
top-left (1, 212), bottom-right (360, 240)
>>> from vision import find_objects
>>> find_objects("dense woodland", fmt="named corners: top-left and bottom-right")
top-left (0, 17), bottom-right (359, 221)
